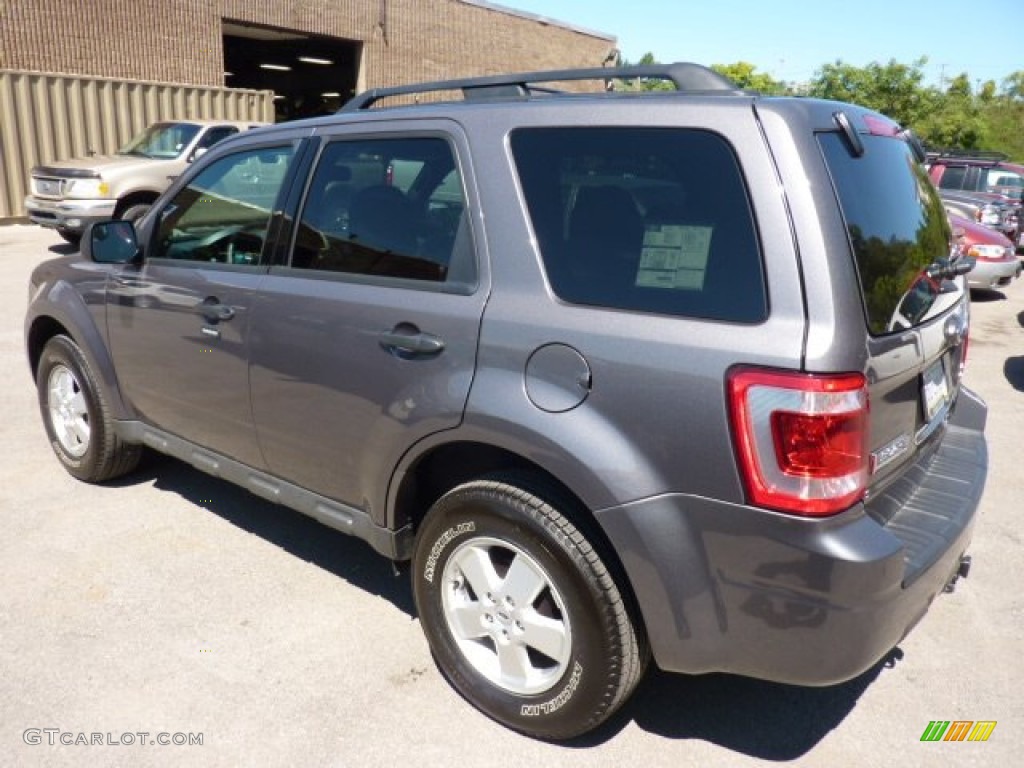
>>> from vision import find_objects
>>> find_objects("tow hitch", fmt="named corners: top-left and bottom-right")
top-left (944, 555), bottom-right (972, 593)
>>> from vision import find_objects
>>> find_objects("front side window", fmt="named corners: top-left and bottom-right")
top-left (152, 145), bottom-right (296, 264)
top-left (820, 132), bottom-right (952, 335)
top-left (291, 137), bottom-right (471, 285)
top-left (119, 122), bottom-right (202, 160)
top-left (510, 127), bottom-right (766, 323)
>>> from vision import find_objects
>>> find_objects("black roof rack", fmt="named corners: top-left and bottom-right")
top-left (925, 148), bottom-right (1010, 164)
top-left (340, 62), bottom-right (741, 112)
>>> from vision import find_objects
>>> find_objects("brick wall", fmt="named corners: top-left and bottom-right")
top-left (0, 1), bottom-right (616, 89)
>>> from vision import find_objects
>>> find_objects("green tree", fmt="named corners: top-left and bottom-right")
top-left (613, 52), bottom-right (674, 91)
top-left (918, 72), bottom-right (986, 149)
top-left (711, 62), bottom-right (787, 95)
top-left (807, 57), bottom-right (937, 128)
top-left (1002, 71), bottom-right (1024, 100)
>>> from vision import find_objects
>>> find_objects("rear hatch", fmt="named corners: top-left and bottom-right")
top-left (818, 123), bottom-right (982, 581)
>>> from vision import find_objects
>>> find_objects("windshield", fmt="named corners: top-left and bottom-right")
top-left (118, 123), bottom-right (201, 159)
top-left (819, 132), bottom-right (953, 335)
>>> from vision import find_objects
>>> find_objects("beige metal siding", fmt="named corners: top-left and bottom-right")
top-left (0, 70), bottom-right (274, 221)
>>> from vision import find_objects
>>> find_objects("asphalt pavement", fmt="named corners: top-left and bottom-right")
top-left (1, 224), bottom-right (1020, 767)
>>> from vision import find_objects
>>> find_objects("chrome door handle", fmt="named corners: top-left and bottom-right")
top-left (379, 325), bottom-right (445, 358)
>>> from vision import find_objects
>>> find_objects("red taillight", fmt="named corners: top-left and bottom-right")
top-left (728, 368), bottom-right (869, 516)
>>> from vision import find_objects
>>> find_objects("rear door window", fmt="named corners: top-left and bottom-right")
top-left (510, 127), bottom-right (766, 323)
top-left (935, 165), bottom-right (967, 190)
top-left (819, 133), bottom-right (952, 335)
top-left (290, 137), bottom-right (472, 286)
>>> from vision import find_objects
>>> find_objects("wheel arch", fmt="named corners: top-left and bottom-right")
top-left (389, 437), bottom-right (647, 638)
top-left (26, 293), bottom-right (133, 421)
top-left (114, 190), bottom-right (161, 218)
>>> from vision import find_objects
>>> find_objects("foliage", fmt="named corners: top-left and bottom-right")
top-left (710, 62), bottom-right (786, 95)
top-left (805, 58), bottom-right (1023, 158)
top-left (618, 54), bottom-right (1022, 159)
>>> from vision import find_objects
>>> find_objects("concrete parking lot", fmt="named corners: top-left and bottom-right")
top-left (1, 223), bottom-right (1021, 767)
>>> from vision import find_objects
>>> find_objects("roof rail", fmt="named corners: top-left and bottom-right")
top-left (925, 148), bottom-right (1010, 164)
top-left (340, 62), bottom-right (741, 112)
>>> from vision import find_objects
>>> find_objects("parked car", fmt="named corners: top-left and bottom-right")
top-left (24, 120), bottom-right (268, 244)
top-left (927, 149), bottom-right (1024, 248)
top-left (25, 63), bottom-right (987, 740)
top-left (949, 212), bottom-right (1021, 290)
top-left (939, 188), bottom-right (1020, 242)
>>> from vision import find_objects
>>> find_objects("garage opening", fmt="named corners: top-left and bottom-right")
top-left (223, 20), bottom-right (361, 122)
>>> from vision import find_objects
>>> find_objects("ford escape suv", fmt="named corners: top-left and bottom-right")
top-left (25, 63), bottom-right (988, 740)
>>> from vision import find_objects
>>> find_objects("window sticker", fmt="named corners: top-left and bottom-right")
top-left (636, 224), bottom-right (713, 290)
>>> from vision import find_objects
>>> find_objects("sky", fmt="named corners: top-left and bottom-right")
top-left (502, 0), bottom-right (1020, 88)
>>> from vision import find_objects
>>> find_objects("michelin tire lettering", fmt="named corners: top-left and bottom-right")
top-left (521, 661), bottom-right (583, 716)
top-left (423, 522), bottom-right (475, 583)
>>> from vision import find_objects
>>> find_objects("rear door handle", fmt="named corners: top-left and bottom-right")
top-left (379, 324), bottom-right (445, 358)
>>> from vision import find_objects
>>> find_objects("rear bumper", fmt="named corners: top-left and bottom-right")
top-left (595, 387), bottom-right (987, 685)
top-left (24, 196), bottom-right (117, 232)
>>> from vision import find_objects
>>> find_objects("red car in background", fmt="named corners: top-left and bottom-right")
top-left (950, 212), bottom-right (1021, 291)
top-left (928, 150), bottom-right (1024, 248)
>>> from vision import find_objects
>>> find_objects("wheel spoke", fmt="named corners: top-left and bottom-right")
top-left (69, 417), bottom-right (90, 446)
top-left (520, 609), bottom-right (570, 665)
top-left (50, 377), bottom-right (69, 406)
top-left (69, 390), bottom-right (87, 418)
top-left (451, 546), bottom-right (500, 599)
top-left (501, 552), bottom-right (546, 608)
top-left (495, 637), bottom-right (532, 683)
top-left (447, 599), bottom-right (489, 641)
top-left (55, 420), bottom-right (74, 446)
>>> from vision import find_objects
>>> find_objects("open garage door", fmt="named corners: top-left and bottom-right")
top-left (223, 20), bottom-right (361, 122)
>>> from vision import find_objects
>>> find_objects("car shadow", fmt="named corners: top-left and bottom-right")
top-left (113, 453), bottom-right (415, 615)
top-left (567, 654), bottom-right (891, 756)
top-left (48, 241), bottom-right (78, 255)
top-left (968, 288), bottom-right (1006, 302)
top-left (1004, 356), bottom-right (1024, 392)
top-left (114, 453), bottom-right (887, 757)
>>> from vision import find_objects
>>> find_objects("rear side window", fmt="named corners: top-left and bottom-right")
top-left (936, 165), bottom-right (967, 190)
top-left (510, 128), bottom-right (766, 323)
top-left (819, 133), bottom-right (952, 335)
top-left (291, 137), bottom-right (472, 286)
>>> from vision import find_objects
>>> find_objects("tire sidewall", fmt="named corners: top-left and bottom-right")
top-left (36, 337), bottom-right (104, 480)
top-left (118, 203), bottom-right (151, 224)
top-left (413, 486), bottom-right (617, 739)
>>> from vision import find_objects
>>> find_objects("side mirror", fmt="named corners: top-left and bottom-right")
top-left (188, 146), bottom-right (208, 164)
top-left (82, 220), bottom-right (140, 264)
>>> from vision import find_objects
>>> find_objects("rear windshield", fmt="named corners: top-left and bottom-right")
top-left (510, 127), bottom-right (766, 323)
top-left (819, 132), bottom-right (952, 335)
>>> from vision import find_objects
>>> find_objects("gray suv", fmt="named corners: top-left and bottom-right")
top-left (25, 63), bottom-right (988, 740)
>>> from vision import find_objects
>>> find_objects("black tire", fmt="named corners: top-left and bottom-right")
top-left (56, 228), bottom-right (81, 245)
top-left (117, 203), bottom-right (151, 224)
top-left (36, 335), bottom-right (141, 483)
top-left (412, 475), bottom-right (647, 740)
